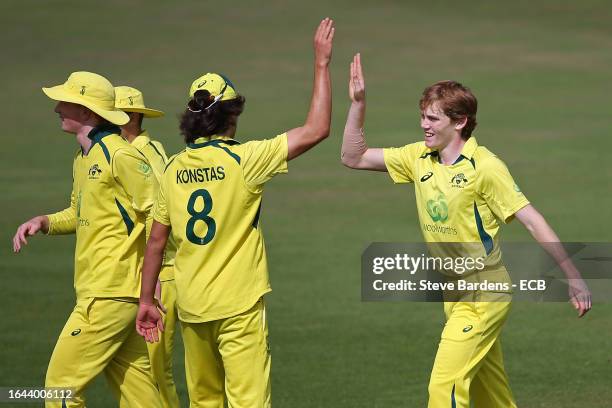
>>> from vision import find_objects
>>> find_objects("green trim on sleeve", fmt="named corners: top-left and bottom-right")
top-left (473, 202), bottom-right (493, 255)
top-left (115, 198), bottom-right (134, 235)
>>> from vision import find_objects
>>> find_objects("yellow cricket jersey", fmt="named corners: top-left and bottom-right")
top-left (153, 134), bottom-right (288, 323)
top-left (47, 125), bottom-right (158, 300)
top-left (131, 131), bottom-right (177, 279)
top-left (383, 137), bottom-right (530, 278)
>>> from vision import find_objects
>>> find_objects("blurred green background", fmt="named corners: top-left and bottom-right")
top-left (1, 0), bottom-right (611, 406)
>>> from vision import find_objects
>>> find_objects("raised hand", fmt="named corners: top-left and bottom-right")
top-left (314, 17), bottom-right (335, 67)
top-left (349, 53), bottom-right (365, 103)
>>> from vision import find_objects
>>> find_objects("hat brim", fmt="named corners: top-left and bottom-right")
top-left (43, 86), bottom-right (129, 126)
top-left (120, 107), bottom-right (165, 118)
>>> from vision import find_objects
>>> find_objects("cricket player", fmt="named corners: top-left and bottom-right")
top-left (115, 85), bottom-right (181, 408)
top-left (12, 72), bottom-right (161, 408)
top-left (340, 54), bottom-right (591, 407)
top-left (135, 18), bottom-right (335, 407)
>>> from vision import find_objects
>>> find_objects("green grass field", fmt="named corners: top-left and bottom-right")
top-left (2, 1), bottom-right (612, 406)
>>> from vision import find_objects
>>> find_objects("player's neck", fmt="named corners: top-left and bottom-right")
top-left (121, 126), bottom-right (143, 143)
top-left (75, 125), bottom-right (95, 154)
top-left (438, 137), bottom-right (465, 165)
top-left (222, 125), bottom-right (237, 139)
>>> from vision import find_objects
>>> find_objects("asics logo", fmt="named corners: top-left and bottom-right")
top-left (420, 172), bottom-right (433, 182)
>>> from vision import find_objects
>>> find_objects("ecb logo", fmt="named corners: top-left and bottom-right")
top-left (426, 194), bottom-right (448, 222)
top-left (128, 96), bottom-right (134, 106)
top-left (80, 86), bottom-right (86, 95)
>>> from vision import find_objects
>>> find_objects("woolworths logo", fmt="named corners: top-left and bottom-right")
top-left (426, 194), bottom-right (448, 222)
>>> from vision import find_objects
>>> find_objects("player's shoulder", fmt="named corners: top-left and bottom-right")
top-left (148, 139), bottom-right (167, 155)
top-left (98, 133), bottom-right (135, 158)
top-left (472, 145), bottom-right (507, 171)
top-left (232, 133), bottom-right (286, 161)
top-left (109, 141), bottom-right (155, 178)
top-left (388, 141), bottom-right (429, 159)
top-left (235, 133), bottom-right (285, 151)
top-left (164, 149), bottom-right (188, 172)
top-left (138, 139), bottom-right (168, 163)
top-left (114, 139), bottom-right (145, 159)
top-left (100, 132), bottom-right (129, 149)
top-left (411, 141), bottom-right (433, 158)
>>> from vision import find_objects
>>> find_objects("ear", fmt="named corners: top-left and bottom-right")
top-left (454, 116), bottom-right (468, 131)
top-left (79, 106), bottom-right (94, 121)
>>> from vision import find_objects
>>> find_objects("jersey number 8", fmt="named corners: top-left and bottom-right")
top-left (186, 189), bottom-right (216, 245)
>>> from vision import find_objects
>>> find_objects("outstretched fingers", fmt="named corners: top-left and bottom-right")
top-left (355, 53), bottom-right (363, 81)
top-left (316, 17), bottom-right (333, 41)
top-left (315, 17), bottom-right (335, 48)
top-left (349, 53), bottom-right (365, 102)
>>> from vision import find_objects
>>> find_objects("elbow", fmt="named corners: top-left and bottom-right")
top-left (341, 152), bottom-right (359, 169)
top-left (523, 222), bottom-right (536, 236)
top-left (146, 235), bottom-right (165, 253)
top-left (304, 120), bottom-right (330, 142)
top-left (314, 124), bottom-right (330, 142)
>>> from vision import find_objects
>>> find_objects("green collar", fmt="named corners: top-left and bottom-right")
top-left (88, 124), bottom-right (120, 143)
top-left (188, 135), bottom-right (239, 149)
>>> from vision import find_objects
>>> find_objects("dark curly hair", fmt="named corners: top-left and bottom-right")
top-left (179, 90), bottom-right (246, 144)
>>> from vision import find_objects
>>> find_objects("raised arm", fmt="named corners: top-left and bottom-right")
top-left (515, 204), bottom-right (592, 317)
top-left (341, 53), bottom-right (386, 171)
top-left (286, 18), bottom-right (334, 161)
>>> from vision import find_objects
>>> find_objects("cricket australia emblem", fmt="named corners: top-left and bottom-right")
top-left (450, 173), bottom-right (468, 188)
top-left (88, 164), bottom-right (102, 179)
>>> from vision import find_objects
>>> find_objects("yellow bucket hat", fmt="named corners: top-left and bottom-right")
top-left (115, 86), bottom-right (164, 118)
top-left (189, 73), bottom-right (238, 109)
top-left (42, 71), bottom-right (129, 126)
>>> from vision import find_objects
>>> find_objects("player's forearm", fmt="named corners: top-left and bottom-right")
top-left (46, 209), bottom-right (75, 235)
top-left (140, 221), bottom-right (170, 304)
top-left (29, 215), bottom-right (50, 234)
top-left (140, 240), bottom-right (165, 304)
top-left (522, 209), bottom-right (583, 280)
top-left (303, 64), bottom-right (332, 142)
top-left (341, 102), bottom-right (368, 167)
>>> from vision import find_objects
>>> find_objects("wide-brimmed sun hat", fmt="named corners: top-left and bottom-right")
top-left (42, 71), bottom-right (129, 125)
top-left (115, 86), bottom-right (164, 118)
